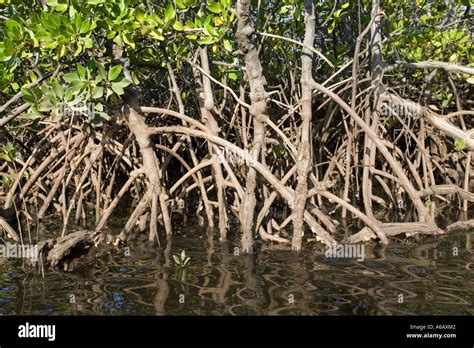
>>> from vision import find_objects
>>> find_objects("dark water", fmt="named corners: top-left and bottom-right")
top-left (0, 221), bottom-right (473, 315)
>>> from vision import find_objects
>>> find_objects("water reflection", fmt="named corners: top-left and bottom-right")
top-left (0, 225), bottom-right (472, 315)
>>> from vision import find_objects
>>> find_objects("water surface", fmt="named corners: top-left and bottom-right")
top-left (0, 221), bottom-right (472, 315)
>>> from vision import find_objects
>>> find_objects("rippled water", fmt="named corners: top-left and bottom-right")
top-left (0, 221), bottom-right (473, 315)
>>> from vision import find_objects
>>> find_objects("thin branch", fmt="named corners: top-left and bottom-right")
top-left (257, 32), bottom-right (334, 67)
top-left (385, 60), bottom-right (474, 75)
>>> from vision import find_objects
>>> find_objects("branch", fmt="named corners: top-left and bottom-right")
top-left (380, 93), bottom-right (474, 150)
top-left (419, 185), bottom-right (474, 202)
top-left (0, 103), bottom-right (30, 128)
top-left (257, 32), bottom-right (334, 68)
top-left (147, 125), bottom-right (337, 245)
top-left (184, 58), bottom-right (251, 109)
top-left (385, 60), bottom-right (474, 75)
top-left (311, 80), bottom-right (430, 224)
top-left (0, 216), bottom-right (20, 242)
top-left (0, 64), bottom-right (62, 128)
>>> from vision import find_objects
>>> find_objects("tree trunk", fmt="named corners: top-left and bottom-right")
top-left (236, 0), bottom-right (268, 254)
top-left (194, 46), bottom-right (228, 240)
top-left (362, 0), bottom-right (383, 219)
top-left (122, 92), bottom-right (172, 242)
top-left (292, 0), bottom-right (315, 252)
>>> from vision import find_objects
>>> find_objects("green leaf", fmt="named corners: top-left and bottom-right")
top-left (223, 39), bottom-right (232, 52)
top-left (197, 37), bottom-right (215, 45)
top-left (37, 97), bottom-right (55, 112)
top-left (21, 87), bottom-right (37, 103)
top-left (123, 33), bottom-right (136, 49)
top-left (328, 20), bottom-right (336, 34)
top-left (113, 34), bottom-right (123, 45)
top-left (0, 153), bottom-right (12, 162)
top-left (63, 72), bottom-right (80, 83)
top-left (74, 14), bottom-right (83, 32)
top-left (173, 21), bottom-right (184, 31)
top-left (95, 112), bottom-right (110, 121)
top-left (77, 64), bottom-right (86, 80)
top-left (106, 88), bottom-right (114, 99)
top-left (98, 63), bottom-right (107, 80)
top-left (49, 2), bottom-right (67, 12)
top-left (74, 42), bottom-right (83, 56)
top-left (467, 77), bottom-right (474, 84)
top-left (28, 71), bottom-right (38, 83)
top-left (205, 24), bottom-right (218, 37)
top-left (0, 174), bottom-right (13, 189)
top-left (131, 71), bottom-right (140, 85)
top-left (173, 255), bottom-right (180, 265)
top-left (164, 4), bottom-right (176, 22)
top-left (0, 48), bottom-right (13, 62)
top-left (24, 106), bottom-right (43, 120)
top-left (83, 37), bottom-right (93, 49)
top-left (280, 5), bottom-right (290, 15)
top-left (3, 142), bottom-right (15, 155)
top-left (203, 15), bottom-right (212, 26)
top-left (455, 139), bottom-right (466, 151)
top-left (185, 20), bottom-right (195, 29)
top-left (53, 80), bottom-right (64, 98)
top-left (111, 84), bottom-right (124, 95)
top-left (149, 29), bottom-right (164, 40)
top-left (113, 78), bottom-right (131, 89)
top-left (207, 1), bottom-right (223, 14)
top-left (228, 71), bottom-right (238, 80)
top-left (69, 80), bottom-right (85, 94)
top-left (108, 65), bottom-right (122, 81)
top-left (91, 86), bottom-right (104, 99)
top-left (80, 21), bottom-right (91, 34)
top-left (6, 19), bottom-right (23, 39)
